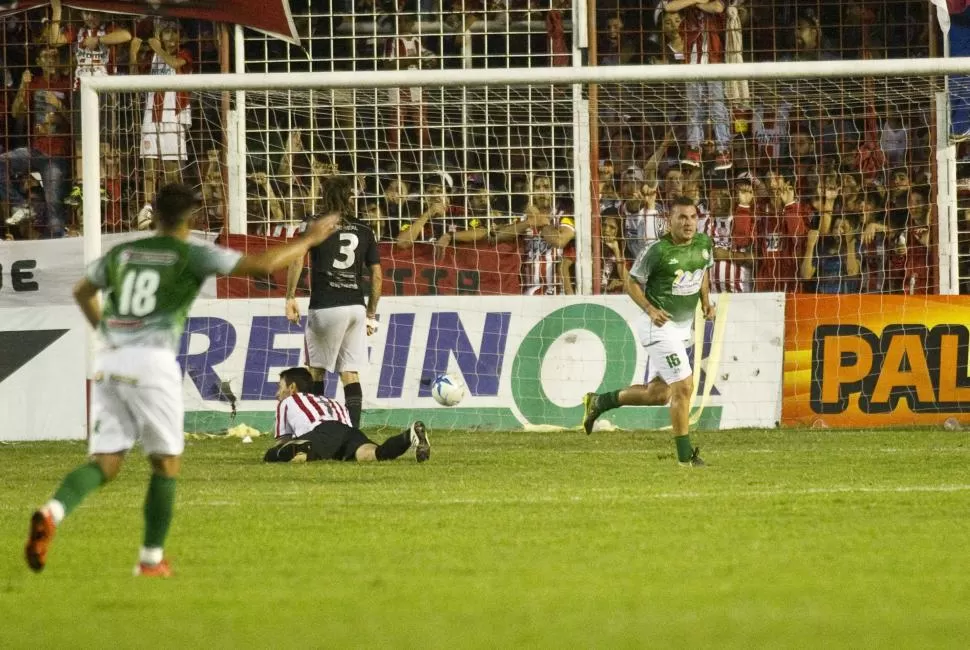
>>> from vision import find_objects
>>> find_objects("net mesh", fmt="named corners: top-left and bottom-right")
top-left (81, 69), bottom-right (954, 432)
top-left (3, 0), bottom-right (965, 433)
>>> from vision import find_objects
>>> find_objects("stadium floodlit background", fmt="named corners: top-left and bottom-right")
top-left (3, 1), bottom-right (970, 647)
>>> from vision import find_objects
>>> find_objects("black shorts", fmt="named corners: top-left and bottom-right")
top-left (302, 421), bottom-right (374, 462)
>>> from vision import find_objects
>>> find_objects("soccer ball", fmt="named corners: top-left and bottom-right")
top-left (430, 374), bottom-right (466, 407)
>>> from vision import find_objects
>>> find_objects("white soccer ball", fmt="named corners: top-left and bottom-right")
top-left (431, 374), bottom-right (466, 407)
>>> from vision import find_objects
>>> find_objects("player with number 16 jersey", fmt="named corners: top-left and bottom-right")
top-left (581, 195), bottom-right (716, 467)
top-left (286, 176), bottom-right (382, 429)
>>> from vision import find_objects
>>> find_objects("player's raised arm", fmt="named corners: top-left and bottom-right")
top-left (233, 214), bottom-right (340, 277)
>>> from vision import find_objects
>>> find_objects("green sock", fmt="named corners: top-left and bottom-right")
top-left (594, 390), bottom-right (622, 413)
top-left (52, 462), bottom-right (106, 518)
top-left (675, 435), bottom-right (694, 462)
top-left (144, 474), bottom-right (177, 549)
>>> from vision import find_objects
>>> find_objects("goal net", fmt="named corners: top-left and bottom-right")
top-left (79, 62), bottom-right (967, 434)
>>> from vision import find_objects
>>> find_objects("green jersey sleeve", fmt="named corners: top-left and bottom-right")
top-left (629, 239), bottom-right (660, 284)
top-left (85, 256), bottom-right (109, 289)
top-left (186, 242), bottom-right (243, 279)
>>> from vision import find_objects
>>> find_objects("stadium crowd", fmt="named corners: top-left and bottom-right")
top-left (1, 1), bottom-right (968, 294)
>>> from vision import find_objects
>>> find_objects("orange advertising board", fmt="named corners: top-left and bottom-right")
top-left (783, 295), bottom-right (970, 427)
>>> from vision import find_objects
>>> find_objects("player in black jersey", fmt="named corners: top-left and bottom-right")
top-left (285, 176), bottom-right (382, 428)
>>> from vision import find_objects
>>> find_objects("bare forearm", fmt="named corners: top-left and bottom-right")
top-left (560, 259), bottom-right (575, 295)
top-left (153, 48), bottom-right (185, 70)
top-left (368, 265), bottom-right (382, 316)
top-left (452, 228), bottom-right (488, 243)
top-left (846, 238), bottom-right (860, 276)
top-left (700, 273), bottom-right (712, 310)
top-left (285, 258), bottom-right (303, 299)
top-left (101, 30), bottom-right (132, 46)
top-left (541, 226), bottom-right (573, 249)
top-left (236, 239), bottom-right (314, 277)
top-left (663, 0), bottom-right (698, 12)
top-left (696, 1), bottom-right (725, 13)
top-left (396, 214), bottom-right (431, 249)
top-left (73, 281), bottom-right (101, 329)
top-left (625, 276), bottom-right (653, 312)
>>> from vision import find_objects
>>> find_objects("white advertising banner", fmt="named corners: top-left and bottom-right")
top-left (0, 231), bottom-right (218, 307)
top-left (0, 306), bottom-right (87, 440)
top-left (178, 293), bottom-right (786, 432)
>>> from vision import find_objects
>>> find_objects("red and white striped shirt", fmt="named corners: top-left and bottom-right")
top-left (709, 205), bottom-right (755, 293)
top-left (275, 393), bottom-right (352, 439)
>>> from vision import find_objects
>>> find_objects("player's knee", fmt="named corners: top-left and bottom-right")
top-left (93, 454), bottom-right (124, 482)
top-left (669, 379), bottom-right (693, 403)
top-left (149, 454), bottom-right (181, 478)
top-left (340, 371), bottom-right (360, 385)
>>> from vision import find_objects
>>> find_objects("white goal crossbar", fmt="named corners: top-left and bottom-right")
top-left (80, 56), bottom-right (969, 284)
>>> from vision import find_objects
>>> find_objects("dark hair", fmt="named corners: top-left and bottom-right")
top-left (280, 367), bottom-right (314, 393)
top-left (319, 176), bottom-right (355, 218)
top-left (671, 195), bottom-right (697, 209)
top-left (776, 166), bottom-right (798, 188)
top-left (155, 183), bottom-right (199, 230)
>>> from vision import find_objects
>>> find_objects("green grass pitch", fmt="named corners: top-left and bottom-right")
top-left (2, 428), bottom-right (970, 648)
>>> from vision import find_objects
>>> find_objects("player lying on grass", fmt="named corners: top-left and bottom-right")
top-left (263, 367), bottom-right (430, 463)
top-left (582, 195), bottom-right (715, 467)
top-left (25, 183), bottom-right (341, 577)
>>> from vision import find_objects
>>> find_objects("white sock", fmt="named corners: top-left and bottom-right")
top-left (44, 500), bottom-right (65, 526)
top-left (139, 547), bottom-right (164, 566)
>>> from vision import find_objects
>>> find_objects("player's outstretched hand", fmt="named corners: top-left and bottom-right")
top-left (304, 213), bottom-right (341, 244)
top-left (285, 298), bottom-right (301, 325)
top-left (703, 302), bottom-right (716, 321)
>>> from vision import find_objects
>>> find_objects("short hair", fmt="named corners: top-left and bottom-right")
top-left (280, 367), bottom-right (314, 393)
top-left (154, 183), bottom-right (199, 230)
top-left (671, 195), bottom-right (697, 210)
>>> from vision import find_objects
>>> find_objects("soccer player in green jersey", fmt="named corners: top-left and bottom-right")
top-left (25, 183), bottom-right (340, 576)
top-left (582, 195), bottom-right (716, 467)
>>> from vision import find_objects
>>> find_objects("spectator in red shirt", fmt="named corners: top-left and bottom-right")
top-left (47, 1), bottom-right (132, 90)
top-left (755, 167), bottom-right (810, 292)
top-left (662, 0), bottom-right (732, 171)
top-left (892, 188), bottom-right (932, 295)
top-left (131, 21), bottom-right (193, 229)
top-left (598, 210), bottom-right (628, 293)
top-left (1, 47), bottom-right (72, 236)
top-left (710, 175), bottom-right (756, 292)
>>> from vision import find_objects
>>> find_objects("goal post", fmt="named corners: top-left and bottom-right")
top-left (78, 58), bottom-right (968, 433)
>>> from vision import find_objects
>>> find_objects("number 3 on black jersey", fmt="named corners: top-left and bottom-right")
top-left (333, 233), bottom-right (359, 270)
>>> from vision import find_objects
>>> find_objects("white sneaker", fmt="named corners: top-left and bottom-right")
top-left (5, 206), bottom-right (34, 226)
top-left (136, 204), bottom-right (153, 230)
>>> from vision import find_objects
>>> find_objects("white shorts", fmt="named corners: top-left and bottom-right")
top-left (88, 347), bottom-right (184, 457)
top-left (140, 121), bottom-right (188, 161)
top-left (637, 315), bottom-right (693, 385)
top-left (305, 305), bottom-right (367, 374)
